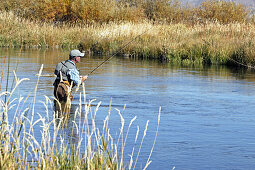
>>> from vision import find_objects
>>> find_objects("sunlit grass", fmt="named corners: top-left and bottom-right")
top-left (0, 65), bottom-right (161, 169)
top-left (1, 11), bottom-right (255, 66)
top-left (1, 0), bottom-right (250, 24)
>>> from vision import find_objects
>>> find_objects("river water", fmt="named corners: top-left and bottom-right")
top-left (1, 48), bottom-right (255, 169)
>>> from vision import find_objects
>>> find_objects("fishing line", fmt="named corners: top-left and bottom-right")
top-left (74, 25), bottom-right (154, 92)
top-left (227, 57), bottom-right (255, 69)
top-left (202, 39), bottom-right (255, 69)
top-left (38, 25), bottom-right (154, 78)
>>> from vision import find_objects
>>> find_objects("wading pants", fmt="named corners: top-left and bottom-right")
top-left (54, 80), bottom-right (73, 102)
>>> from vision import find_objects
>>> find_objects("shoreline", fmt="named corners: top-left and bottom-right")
top-left (1, 12), bottom-right (255, 67)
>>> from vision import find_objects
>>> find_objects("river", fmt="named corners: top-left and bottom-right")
top-left (1, 48), bottom-right (255, 169)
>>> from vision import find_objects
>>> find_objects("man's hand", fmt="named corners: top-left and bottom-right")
top-left (75, 75), bottom-right (88, 92)
top-left (81, 75), bottom-right (88, 82)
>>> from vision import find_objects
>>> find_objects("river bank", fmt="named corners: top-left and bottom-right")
top-left (1, 11), bottom-right (255, 66)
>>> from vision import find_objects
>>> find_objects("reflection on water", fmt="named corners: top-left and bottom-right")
top-left (1, 48), bottom-right (255, 169)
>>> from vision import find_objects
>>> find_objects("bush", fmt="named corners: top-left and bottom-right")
top-left (0, 0), bottom-right (252, 24)
top-left (70, 0), bottom-right (117, 23)
top-left (115, 2), bottom-right (146, 23)
top-left (196, 0), bottom-right (249, 24)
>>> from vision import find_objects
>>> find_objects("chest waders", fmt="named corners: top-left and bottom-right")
top-left (53, 61), bottom-right (76, 102)
top-left (54, 79), bottom-right (73, 102)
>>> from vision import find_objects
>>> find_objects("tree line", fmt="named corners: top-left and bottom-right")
top-left (0, 0), bottom-right (252, 25)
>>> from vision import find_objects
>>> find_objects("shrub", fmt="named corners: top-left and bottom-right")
top-left (153, 0), bottom-right (194, 23)
top-left (0, 0), bottom-right (253, 24)
top-left (70, 0), bottom-right (117, 23)
top-left (115, 2), bottom-right (146, 23)
top-left (195, 0), bottom-right (250, 24)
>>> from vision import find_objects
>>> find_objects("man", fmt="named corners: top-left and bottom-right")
top-left (53, 49), bottom-right (88, 102)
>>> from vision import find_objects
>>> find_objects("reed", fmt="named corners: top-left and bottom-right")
top-left (1, 9), bottom-right (255, 66)
top-left (0, 65), bottom-right (160, 169)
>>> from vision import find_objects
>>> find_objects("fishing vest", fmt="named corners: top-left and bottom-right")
top-left (54, 60), bottom-right (77, 82)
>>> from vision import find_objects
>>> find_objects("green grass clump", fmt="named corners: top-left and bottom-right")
top-left (0, 65), bottom-right (161, 169)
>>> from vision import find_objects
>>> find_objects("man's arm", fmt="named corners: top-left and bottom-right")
top-left (67, 69), bottom-right (88, 86)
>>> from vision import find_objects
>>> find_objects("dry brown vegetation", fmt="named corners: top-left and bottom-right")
top-left (1, 0), bottom-right (255, 66)
top-left (0, 0), bottom-right (251, 24)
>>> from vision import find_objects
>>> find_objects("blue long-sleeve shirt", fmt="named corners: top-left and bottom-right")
top-left (67, 60), bottom-right (81, 86)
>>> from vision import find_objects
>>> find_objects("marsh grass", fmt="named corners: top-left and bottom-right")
top-left (1, 10), bottom-right (255, 66)
top-left (0, 0), bottom-right (254, 66)
top-left (0, 65), bottom-right (161, 169)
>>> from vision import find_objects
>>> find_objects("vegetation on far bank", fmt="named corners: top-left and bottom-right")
top-left (1, 0), bottom-right (255, 66)
top-left (1, 0), bottom-right (252, 24)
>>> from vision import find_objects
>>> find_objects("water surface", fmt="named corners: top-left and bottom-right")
top-left (1, 48), bottom-right (255, 169)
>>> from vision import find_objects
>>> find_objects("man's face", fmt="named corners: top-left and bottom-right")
top-left (76, 56), bottom-right (81, 63)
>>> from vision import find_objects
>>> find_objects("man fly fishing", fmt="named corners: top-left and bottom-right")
top-left (52, 26), bottom-right (152, 103)
top-left (53, 49), bottom-right (88, 102)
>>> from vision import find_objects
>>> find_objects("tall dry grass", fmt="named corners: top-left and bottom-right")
top-left (0, 65), bottom-right (161, 169)
top-left (1, 10), bottom-right (255, 66)
top-left (0, 0), bottom-right (255, 66)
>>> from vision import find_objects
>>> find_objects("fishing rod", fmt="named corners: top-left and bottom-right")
top-left (37, 25), bottom-right (153, 78)
top-left (72, 25), bottom-right (153, 92)
top-left (86, 25), bottom-right (153, 76)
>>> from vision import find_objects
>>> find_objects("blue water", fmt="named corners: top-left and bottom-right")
top-left (1, 49), bottom-right (255, 169)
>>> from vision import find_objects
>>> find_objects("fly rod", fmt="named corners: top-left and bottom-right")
top-left (37, 25), bottom-right (153, 78)
top-left (87, 25), bottom-right (153, 76)
top-left (74, 25), bottom-right (153, 91)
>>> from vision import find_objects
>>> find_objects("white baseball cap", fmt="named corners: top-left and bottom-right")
top-left (69, 49), bottom-right (85, 59)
